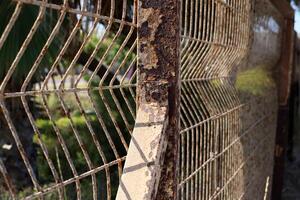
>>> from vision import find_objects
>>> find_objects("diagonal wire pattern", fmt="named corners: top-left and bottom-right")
top-left (0, 0), bottom-right (137, 199)
top-left (0, 0), bottom-right (286, 199)
top-left (178, 0), bottom-right (283, 199)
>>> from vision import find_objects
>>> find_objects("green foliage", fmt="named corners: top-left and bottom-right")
top-left (235, 66), bottom-right (275, 96)
top-left (31, 37), bottom-right (136, 197)
top-left (84, 34), bottom-right (136, 76)
top-left (0, 0), bottom-right (136, 198)
top-left (33, 83), bottom-right (135, 199)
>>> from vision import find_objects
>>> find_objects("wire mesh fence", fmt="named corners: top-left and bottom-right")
top-left (178, 0), bottom-right (284, 199)
top-left (0, 0), bottom-right (293, 199)
top-left (0, 0), bottom-right (137, 199)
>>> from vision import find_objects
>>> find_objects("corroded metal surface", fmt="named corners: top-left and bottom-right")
top-left (117, 0), bottom-right (180, 199)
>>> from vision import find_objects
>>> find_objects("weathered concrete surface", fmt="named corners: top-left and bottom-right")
top-left (116, 104), bottom-right (168, 200)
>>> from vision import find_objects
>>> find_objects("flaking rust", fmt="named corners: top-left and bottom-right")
top-left (139, 7), bottom-right (162, 70)
top-left (137, 0), bottom-right (180, 199)
top-left (138, 0), bottom-right (179, 105)
top-left (116, 0), bottom-right (180, 199)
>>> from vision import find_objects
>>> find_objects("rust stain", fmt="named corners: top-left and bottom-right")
top-left (139, 7), bottom-right (162, 70)
top-left (137, 0), bottom-right (180, 199)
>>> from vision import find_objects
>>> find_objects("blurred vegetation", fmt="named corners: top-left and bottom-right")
top-left (0, 0), bottom-right (136, 199)
top-left (0, 0), bottom-right (66, 85)
top-left (32, 77), bottom-right (135, 199)
top-left (236, 66), bottom-right (275, 96)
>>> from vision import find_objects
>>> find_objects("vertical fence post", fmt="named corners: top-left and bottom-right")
top-left (116, 0), bottom-right (180, 199)
top-left (149, 0), bottom-right (181, 198)
top-left (270, 1), bottom-right (295, 199)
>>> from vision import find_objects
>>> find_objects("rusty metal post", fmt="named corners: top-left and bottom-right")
top-left (116, 0), bottom-right (180, 199)
top-left (151, 0), bottom-right (181, 198)
top-left (270, 1), bottom-right (295, 199)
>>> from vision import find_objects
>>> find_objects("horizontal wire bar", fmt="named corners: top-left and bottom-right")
top-left (11, 0), bottom-right (137, 27)
top-left (178, 115), bottom-right (267, 188)
top-left (181, 76), bottom-right (232, 82)
top-left (2, 84), bottom-right (137, 98)
top-left (181, 36), bottom-right (247, 50)
top-left (24, 156), bottom-right (126, 200)
top-left (180, 104), bottom-right (245, 135)
top-left (209, 130), bottom-right (273, 200)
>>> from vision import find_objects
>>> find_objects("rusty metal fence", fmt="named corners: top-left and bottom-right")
top-left (0, 0), bottom-right (295, 199)
top-left (0, 0), bottom-right (137, 199)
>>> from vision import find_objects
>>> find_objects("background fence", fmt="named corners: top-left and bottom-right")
top-left (179, 0), bottom-right (279, 199)
top-left (0, 0), bottom-right (295, 199)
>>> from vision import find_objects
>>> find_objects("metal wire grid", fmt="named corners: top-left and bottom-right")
top-left (178, 0), bottom-right (281, 199)
top-left (0, 0), bottom-right (137, 199)
top-left (0, 0), bottom-right (286, 199)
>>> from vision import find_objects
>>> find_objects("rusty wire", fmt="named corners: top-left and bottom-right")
top-left (178, 0), bottom-right (282, 199)
top-left (0, 0), bottom-right (286, 199)
top-left (0, 0), bottom-right (137, 199)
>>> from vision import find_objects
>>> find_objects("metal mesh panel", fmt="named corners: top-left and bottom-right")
top-left (178, 0), bottom-right (283, 199)
top-left (0, 0), bottom-right (137, 199)
top-left (0, 0), bottom-right (288, 199)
